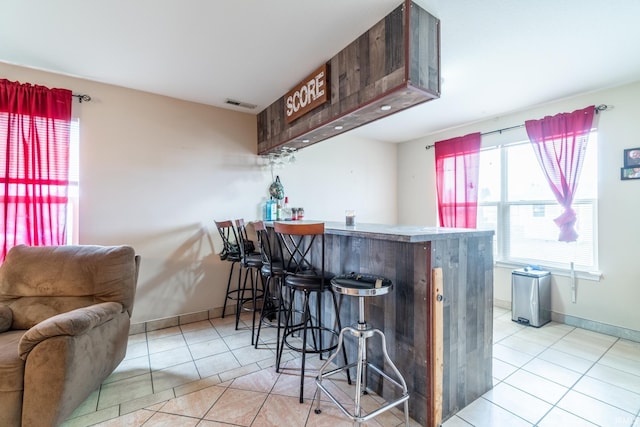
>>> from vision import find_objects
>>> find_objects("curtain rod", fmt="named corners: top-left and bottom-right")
top-left (72, 93), bottom-right (92, 103)
top-left (425, 104), bottom-right (611, 150)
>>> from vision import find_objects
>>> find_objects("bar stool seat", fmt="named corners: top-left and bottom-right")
top-left (314, 273), bottom-right (410, 426)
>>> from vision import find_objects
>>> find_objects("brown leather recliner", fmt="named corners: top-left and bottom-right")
top-left (0, 245), bottom-right (140, 427)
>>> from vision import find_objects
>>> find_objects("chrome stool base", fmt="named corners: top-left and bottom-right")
top-left (314, 274), bottom-right (409, 426)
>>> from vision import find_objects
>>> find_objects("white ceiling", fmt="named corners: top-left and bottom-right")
top-left (2, 0), bottom-right (640, 143)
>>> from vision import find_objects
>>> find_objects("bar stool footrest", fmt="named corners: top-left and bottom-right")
top-left (283, 326), bottom-right (339, 354)
top-left (316, 363), bottom-right (410, 423)
top-left (314, 321), bottom-right (410, 425)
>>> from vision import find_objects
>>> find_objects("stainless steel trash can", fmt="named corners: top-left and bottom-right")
top-left (511, 268), bottom-right (551, 327)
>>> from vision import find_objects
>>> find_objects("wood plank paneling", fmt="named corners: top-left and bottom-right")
top-left (409, 2), bottom-right (440, 91)
top-left (257, 1), bottom-right (440, 155)
top-left (432, 236), bottom-right (493, 420)
top-left (314, 233), bottom-right (492, 426)
top-left (369, 18), bottom-right (386, 84)
top-left (384, 4), bottom-right (405, 76)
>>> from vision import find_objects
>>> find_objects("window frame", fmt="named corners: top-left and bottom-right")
top-left (67, 118), bottom-right (79, 244)
top-left (477, 135), bottom-right (600, 279)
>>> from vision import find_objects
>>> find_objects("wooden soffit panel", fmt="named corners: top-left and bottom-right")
top-left (257, 0), bottom-right (440, 155)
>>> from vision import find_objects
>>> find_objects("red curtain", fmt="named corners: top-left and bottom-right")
top-left (435, 132), bottom-right (481, 228)
top-left (525, 105), bottom-right (595, 242)
top-left (0, 79), bottom-right (72, 260)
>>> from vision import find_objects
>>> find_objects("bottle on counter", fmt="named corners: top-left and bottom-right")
top-left (283, 196), bottom-right (291, 220)
top-left (263, 199), bottom-right (271, 221)
top-left (269, 197), bottom-right (277, 221)
top-left (276, 199), bottom-right (282, 220)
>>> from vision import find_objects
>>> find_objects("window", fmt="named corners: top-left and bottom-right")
top-left (67, 119), bottom-right (80, 244)
top-left (477, 133), bottom-right (598, 272)
top-left (0, 81), bottom-right (76, 259)
top-left (0, 118), bottom-right (79, 246)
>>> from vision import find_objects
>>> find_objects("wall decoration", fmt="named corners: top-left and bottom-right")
top-left (621, 167), bottom-right (640, 180)
top-left (623, 147), bottom-right (640, 167)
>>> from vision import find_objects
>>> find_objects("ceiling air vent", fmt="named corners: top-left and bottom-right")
top-left (225, 99), bottom-right (257, 109)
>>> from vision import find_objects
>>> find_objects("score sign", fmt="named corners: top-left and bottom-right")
top-left (285, 64), bottom-right (329, 123)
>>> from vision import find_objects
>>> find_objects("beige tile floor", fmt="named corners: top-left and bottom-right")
top-left (62, 311), bottom-right (416, 427)
top-left (443, 307), bottom-right (640, 427)
top-left (61, 307), bottom-right (640, 427)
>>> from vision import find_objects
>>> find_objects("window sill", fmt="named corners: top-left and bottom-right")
top-left (494, 260), bottom-right (602, 282)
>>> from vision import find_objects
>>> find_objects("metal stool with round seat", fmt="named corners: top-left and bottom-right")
top-left (314, 273), bottom-right (410, 426)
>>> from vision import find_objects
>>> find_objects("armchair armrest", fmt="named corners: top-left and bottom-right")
top-left (0, 304), bottom-right (12, 332)
top-left (18, 301), bottom-right (124, 360)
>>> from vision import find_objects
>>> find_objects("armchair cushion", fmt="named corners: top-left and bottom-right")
top-left (0, 305), bottom-right (11, 332)
top-left (9, 296), bottom-right (96, 331)
top-left (18, 301), bottom-right (123, 360)
top-left (0, 245), bottom-right (137, 330)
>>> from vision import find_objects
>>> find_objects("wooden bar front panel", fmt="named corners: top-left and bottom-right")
top-left (315, 232), bottom-right (493, 425)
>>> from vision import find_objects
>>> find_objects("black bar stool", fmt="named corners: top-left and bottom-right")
top-left (314, 273), bottom-right (410, 426)
top-left (274, 221), bottom-right (350, 403)
top-left (235, 218), bottom-right (264, 341)
top-left (214, 220), bottom-right (242, 327)
top-left (252, 220), bottom-right (286, 349)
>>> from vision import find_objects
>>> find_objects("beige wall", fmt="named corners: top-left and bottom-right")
top-left (0, 62), bottom-right (398, 323)
top-left (269, 135), bottom-right (398, 225)
top-left (398, 81), bottom-right (640, 332)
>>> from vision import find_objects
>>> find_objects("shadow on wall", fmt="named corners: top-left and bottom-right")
top-left (132, 223), bottom-right (227, 322)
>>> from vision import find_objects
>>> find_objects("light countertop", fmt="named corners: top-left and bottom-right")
top-left (266, 220), bottom-right (494, 243)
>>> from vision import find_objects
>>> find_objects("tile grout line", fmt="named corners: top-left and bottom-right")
top-left (490, 321), bottom-right (624, 426)
top-left (552, 334), bottom-right (638, 426)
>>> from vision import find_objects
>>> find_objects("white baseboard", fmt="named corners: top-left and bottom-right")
top-left (494, 299), bottom-right (640, 343)
top-left (129, 306), bottom-right (232, 335)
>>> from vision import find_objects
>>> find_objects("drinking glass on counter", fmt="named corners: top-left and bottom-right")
top-left (345, 210), bottom-right (356, 226)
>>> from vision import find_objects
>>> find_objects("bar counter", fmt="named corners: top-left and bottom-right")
top-left (268, 221), bottom-right (494, 426)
